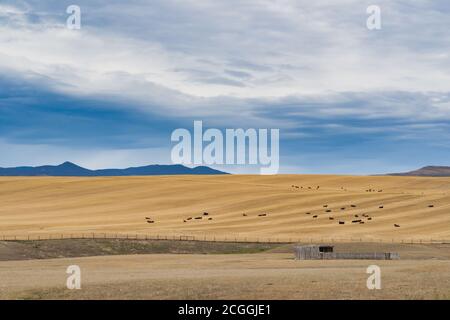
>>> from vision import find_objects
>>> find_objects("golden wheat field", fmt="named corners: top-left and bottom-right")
top-left (0, 175), bottom-right (449, 241)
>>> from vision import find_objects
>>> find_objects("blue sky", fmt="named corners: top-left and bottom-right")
top-left (1, 0), bottom-right (449, 174)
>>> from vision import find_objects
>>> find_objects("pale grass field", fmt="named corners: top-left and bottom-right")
top-left (0, 253), bottom-right (448, 300)
top-left (0, 175), bottom-right (449, 241)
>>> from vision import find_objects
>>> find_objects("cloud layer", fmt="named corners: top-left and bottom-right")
top-left (1, 0), bottom-right (449, 173)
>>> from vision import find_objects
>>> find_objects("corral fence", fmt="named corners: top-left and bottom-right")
top-left (0, 233), bottom-right (448, 245)
top-left (294, 245), bottom-right (401, 260)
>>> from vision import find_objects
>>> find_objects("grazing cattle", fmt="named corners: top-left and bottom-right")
top-left (243, 213), bottom-right (248, 217)
top-left (145, 217), bottom-right (151, 219)
top-left (258, 213), bottom-right (267, 217)
top-left (313, 215), bottom-right (318, 218)
top-left (203, 212), bottom-right (209, 216)
top-left (317, 186), bottom-right (320, 189)
top-left (187, 217), bottom-right (192, 220)
top-left (195, 217), bottom-right (202, 220)
top-left (340, 207), bottom-right (346, 210)
top-left (306, 212), bottom-right (311, 215)
top-left (323, 205), bottom-right (328, 208)
top-left (368, 217), bottom-right (372, 220)
top-left (325, 209), bottom-right (332, 213)
top-left (183, 220), bottom-right (187, 223)
top-left (428, 205), bottom-right (434, 208)
top-left (339, 221), bottom-right (345, 225)
top-left (379, 206), bottom-right (384, 209)
top-left (354, 215), bottom-right (359, 217)
top-left (351, 205), bottom-right (357, 208)
top-left (359, 221), bottom-right (365, 224)
top-left (147, 220), bottom-right (155, 224)
top-left (394, 224), bottom-right (400, 228)
top-left (329, 217), bottom-right (334, 220)
top-left (352, 219), bottom-right (362, 223)
top-left (208, 218), bottom-right (213, 220)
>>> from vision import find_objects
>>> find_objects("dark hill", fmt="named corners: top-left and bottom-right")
top-left (387, 166), bottom-right (450, 177)
top-left (0, 162), bottom-right (228, 176)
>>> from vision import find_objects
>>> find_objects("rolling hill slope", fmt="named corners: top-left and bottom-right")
top-left (0, 175), bottom-right (449, 241)
top-left (388, 166), bottom-right (450, 177)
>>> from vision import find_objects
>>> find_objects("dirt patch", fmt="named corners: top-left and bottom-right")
top-left (0, 239), bottom-right (281, 261)
top-left (1, 239), bottom-right (448, 261)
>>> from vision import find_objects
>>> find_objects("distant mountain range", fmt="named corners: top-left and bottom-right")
top-left (1, 162), bottom-right (448, 177)
top-left (387, 166), bottom-right (450, 177)
top-left (0, 162), bottom-right (228, 176)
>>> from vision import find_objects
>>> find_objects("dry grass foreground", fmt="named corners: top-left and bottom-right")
top-left (0, 251), bottom-right (449, 300)
top-left (0, 174), bottom-right (449, 241)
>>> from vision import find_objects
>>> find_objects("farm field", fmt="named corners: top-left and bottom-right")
top-left (0, 248), bottom-right (449, 300)
top-left (0, 175), bottom-right (449, 242)
top-left (0, 175), bottom-right (449, 300)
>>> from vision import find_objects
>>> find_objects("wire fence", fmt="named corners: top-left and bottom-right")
top-left (0, 233), bottom-right (448, 244)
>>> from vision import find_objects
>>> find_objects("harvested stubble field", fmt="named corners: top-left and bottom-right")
top-left (0, 174), bottom-right (449, 300)
top-left (0, 175), bottom-right (449, 241)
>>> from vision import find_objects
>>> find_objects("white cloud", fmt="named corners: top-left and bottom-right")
top-left (1, 0), bottom-right (449, 103)
top-left (0, 0), bottom-right (449, 147)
